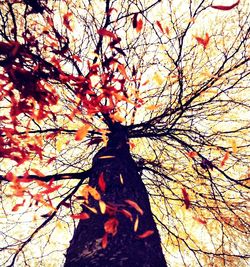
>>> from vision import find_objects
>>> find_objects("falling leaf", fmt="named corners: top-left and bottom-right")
top-left (134, 215), bottom-right (139, 232)
top-left (125, 199), bottom-right (144, 215)
top-left (194, 33), bottom-right (210, 49)
top-left (99, 200), bottom-right (106, 214)
top-left (102, 233), bottom-right (108, 249)
top-left (220, 151), bottom-right (229, 167)
top-left (182, 188), bottom-right (190, 209)
top-left (99, 155), bottom-right (115, 159)
top-left (211, 0), bottom-right (240, 11)
top-left (75, 124), bottom-right (90, 141)
top-left (98, 172), bottom-right (106, 192)
top-left (104, 217), bottom-right (119, 236)
top-left (120, 174), bottom-right (124, 184)
top-left (71, 212), bottom-right (90, 220)
top-left (137, 230), bottom-right (154, 239)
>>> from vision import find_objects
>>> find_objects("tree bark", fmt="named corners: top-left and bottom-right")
top-left (64, 124), bottom-right (167, 267)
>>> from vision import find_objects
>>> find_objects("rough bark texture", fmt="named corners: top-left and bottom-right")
top-left (64, 124), bottom-right (167, 267)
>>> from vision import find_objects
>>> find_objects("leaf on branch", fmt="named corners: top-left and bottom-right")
top-left (63, 12), bottom-right (73, 31)
top-left (211, 0), bottom-right (240, 11)
top-left (97, 28), bottom-right (117, 39)
top-left (231, 140), bottom-right (238, 153)
top-left (118, 64), bottom-right (129, 80)
top-left (125, 199), bottom-right (144, 215)
top-left (156, 20), bottom-right (164, 33)
top-left (136, 19), bottom-right (143, 33)
top-left (193, 216), bottom-right (207, 225)
top-left (30, 168), bottom-right (45, 177)
top-left (104, 217), bottom-right (119, 236)
top-left (137, 230), bottom-right (154, 239)
top-left (220, 151), bottom-right (229, 167)
top-left (71, 212), bottom-right (90, 220)
top-left (194, 33), bottom-right (210, 49)
top-left (12, 200), bottom-right (25, 212)
top-left (187, 151), bottom-right (197, 158)
top-left (182, 188), bottom-right (190, 209)
top-left (75, 124), bottom-right (90, 141)
top-left (98, 172), bottom-right (106, 192)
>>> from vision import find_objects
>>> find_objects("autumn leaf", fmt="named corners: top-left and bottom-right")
top-left (187, 151), bottom-right (197, 158)
top-left (211, 0), bottom-right (240, 11)
top-left (231, 140), bottom-right (238, 153)
top-left (137, 230), bottom-right (154, 239)
top-left (120, 209), bottom-right (133, 221)
top-left (118, 64), bottom-right (129, 80)
top-left (99, 200), bottom-right (106, 214)
top-left (104, 217), bottom-right (119, 236)
top-left (12, 200), bottom-right (25, 212)
top-left (30, 168), bottom-right (45, 177)
top-left (193, 216), bottom-right (207, 225)
top-left (63, 12), bottom-right (73, 31)
top-left (194, 33), bottom-right (210, 49)
top-left (98, 172), bottom-right (106, 192)
top-left (181, 188), bottom-right (190, 209)
top-left (125, 199), bottom-right (144, 215)
top-left (220, 151), bottom-right (230, 167)
top-left (71, 212), bottom-right (90, 220)
top-left (101, 233), bottom-right (108, 249)
top-left (156, 20), bottom-right (164, 33)
top-left (136, 19), bottom-right (143, 33)
top-left (134, 215), bottom-right (139, 232)
top-left (75, 124), bottom-right (90, 141)
top-left (97, 28), bottom-right (117, 39)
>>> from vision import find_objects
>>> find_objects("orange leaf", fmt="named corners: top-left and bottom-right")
top-left (88, 186), bottom-right (101, 200)
top-left (40, 184), bottom-right (62, 194)
top-left (118, 64), bottom-right (129, 80)
top-left (136, 19), bottom-right (143, 33)
top-left (102, 233), bottom-right (108, 249)
top-left (125, 199), bottom-right (144, 215)
top-left (98, 172), bottom-right (106, 192)
top-left (75, 124), bottom-right (90, 141)
top-left (211, 0), bottom-right (240, 11)
top-left (104, 217), bottom-right (119, 236)
top-left (194, 33), bottom-right (210, 49)
top-left (71, 212), bottom-right (90, 220)
top-left (99, 155), bottom-right (115, 159)
top-left (121, 209), bottom-right (133, 221)
top-left (187, 151), bottom-right (197, 158)
top-left (220, 151), bottom-right (229, 166)
top-left (231, 140), bottom-right (237, 154)
top-left (182, 188), bottom-right (190, 209)
top-left (137, 230), bottom-right (154, 239)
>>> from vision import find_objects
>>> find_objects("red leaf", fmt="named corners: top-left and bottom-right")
top-left (98, 172), bottom-right (106, 192)
top-left (30, 168), bottom-right (45, 177)
top-left (193, 216), bottom-right (207, 225)
top-left (97, 28), bottom-right (117, 39)
top-left (137, 230), bottom-right (154, 239)
top-left (125, 199), bottom-right (144, 215)
top-left (104, 217), bottom-right (119, 236)
top-left (211, 0), bottom-right (240, 11)
top-left (40, 184), bottom-right (62, 194)
top-left (120, 209), bottom-right (133, 221)
top-left (182, 188), bottom-right (190, 209)
top-left (187, 151), bottom-right (197, 158)
top-left (71, 212), bottom-right (90, 220)
top-left (63, 12), bottom-right (73, 31)
top-left (75, 124), bottom-right (90, 141)
top-left (156, 21), bottom-right (164, 33)
top-left (118, 64), bottom-right (129, 80)
top-left (136, 19), bottom-right (143, 33)
top-left (12, 200), bottom-right (25, 212)
top-left (194, 33), bottom-right (210, 49)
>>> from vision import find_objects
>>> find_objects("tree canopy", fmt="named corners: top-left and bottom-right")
top-left (0, 0), bottom-right (249, 266)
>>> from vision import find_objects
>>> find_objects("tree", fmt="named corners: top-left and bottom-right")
top-left (0, 0), bottom-right (249, 266)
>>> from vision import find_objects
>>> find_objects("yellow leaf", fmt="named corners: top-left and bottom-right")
top-left (231, 139), bottom-right (238, 153)
top-left (99, 200), bottom-right (106, 214)
top-left (153, 72), bottom-right (164, 86)
top-left (134, 215), bottom-right (139, 232)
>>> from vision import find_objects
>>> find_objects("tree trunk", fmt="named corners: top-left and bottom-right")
top-left (64, 124), bottom-right (167, 267)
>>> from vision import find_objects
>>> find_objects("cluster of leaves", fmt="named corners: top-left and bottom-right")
top-left (0, 0), bottom-right (249, 266)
